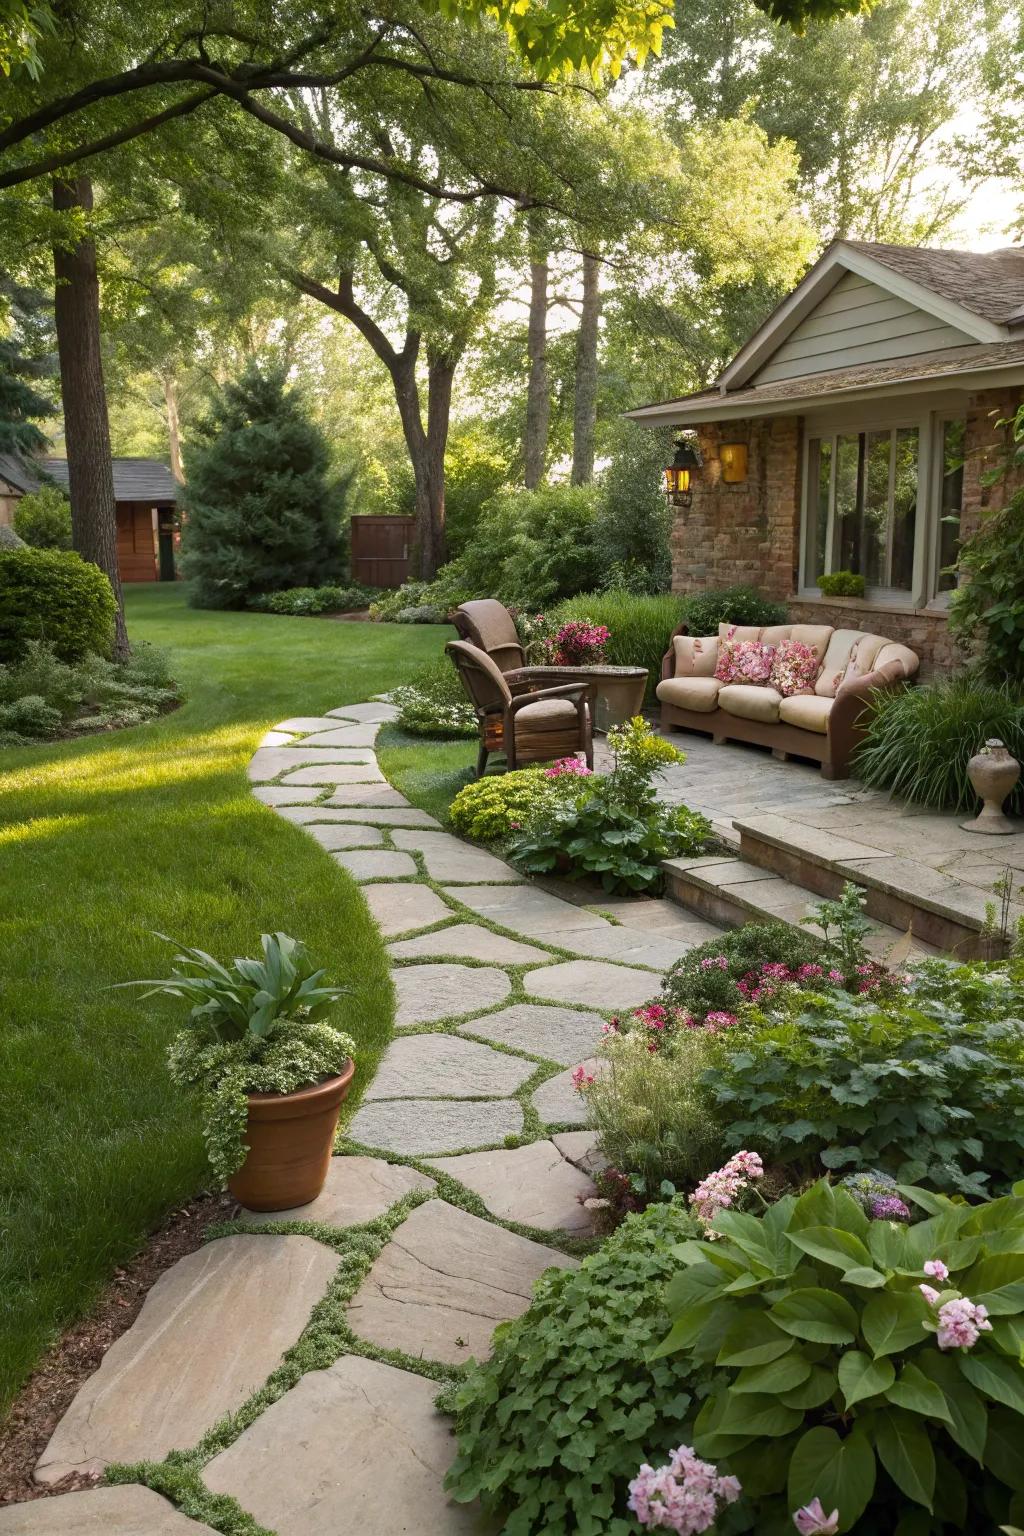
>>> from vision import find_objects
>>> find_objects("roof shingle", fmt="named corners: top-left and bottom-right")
top-left (846, 240), bottom-right (1024, 327)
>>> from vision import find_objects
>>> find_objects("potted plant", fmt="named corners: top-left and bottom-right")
top-left (126, 932), bottom-right (356, 1210)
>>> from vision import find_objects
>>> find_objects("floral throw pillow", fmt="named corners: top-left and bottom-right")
top-left (715, 634), bottom-right (774, 686)
top-left (769, 638), bottom-right (820, 697)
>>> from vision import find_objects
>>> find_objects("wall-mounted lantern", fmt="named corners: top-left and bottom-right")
top-left (663, 439), bottom-right (700, 508)
top-left (719, 441), bottom-right (749, 484)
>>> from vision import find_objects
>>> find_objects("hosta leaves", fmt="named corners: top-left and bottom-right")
top-left (962, 1254), bottom-right (1024, 1315)
top-left (715, 1390), bottom-right (804, 1440)
top-left (875, 1407), bottom-right (936, 1509)
top-left (732, 1351), bottom-right (811, 1395)
top-left (838, 1350), bottom-right (895, 1409)
top-left (915, 1354), bottom-right (987, 1462)
top-left (868, 1221), bottom-right (911, 1272)
top-left (861, 1291), bottom-right (931, 1357)
top-left (771, 1287), bottom-right (859, 1345)
top-left (959, 1352), bottom-right (1024, 1416)
top-left (786, 1224), bottom-right (873, 1272)
top-left (716, 1312), bottom-right (794, 1367)
top-left (886, 1363), bottom-right (953, 1424)
top-left (788, 1425), bottom-right (876, 1533)
top-left (779, 1365), bottom-right (838, 1410)
top-left (985, 1408), bottom-right (1024, 1492)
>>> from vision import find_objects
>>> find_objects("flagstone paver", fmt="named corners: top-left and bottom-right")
top-left (458, 1003), bottom-right (606, 1064)
top-left (428, 1141), bottom-right (597, 1231)
top-left (524, 958), bottom-right (658, 1009)
top-left (393, 962), bottom-right (511, 1026)
top-left (273, 716), bottom-right (349, 733)
top-left (326, 701), bottom-right (400, 722)
top-left (559, 925), bottom-right (691, 970)
top-left (238, 1156), bottom-right (435, 1228)
top-left (346, 1200), bottom-right (576, 1364)
top-left (361, 882), bottom-right (455, 936)
top-left (281, 763), bottom-right (386, 786)
top-left (318, 806), bottom-right (442, 827)
top-left (348, 1097), bottom-right (523, 1156)
top-left (365, 1034), bottom-right (535, 1100)
top-left (391, 830), bottom-right (523, 883)
top-left (333, 849), bottom-right (417, 880)
top-left (248, 746), bottom-right (377, 781)
top-left (296, 724), bottom-right (382, 749)
top-left (0, 1487), bottom-right (215, 1533)
top-left (307, 823), bottom-right (385, 851)
top-left (448, 883), bottom-right (614, 935)
top-left (34, 1236), bottom-right (340, 1484)
top-left (324, 783), bottom-right (413, 807)
top-left (253, 784), bottom-right (323, 806)
top-left (551, 1130), bottom-right (608, 1175)
top-left (203, 1354), bottom-right (492, 1535)
top-left (532, 1061), bottom-right (601, 1127)
top-left (388, 922), bottom-right (550, 965)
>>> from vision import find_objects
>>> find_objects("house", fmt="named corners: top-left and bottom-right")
top-left (627, 240), bottom-right (1024, 671)
top-left (0, 454), bottom-right (179, 583)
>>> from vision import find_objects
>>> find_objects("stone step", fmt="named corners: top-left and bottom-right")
top-left (732, 812), bottom-right (1002, 959)
top-left (661, 853), bottom-right (942, 964)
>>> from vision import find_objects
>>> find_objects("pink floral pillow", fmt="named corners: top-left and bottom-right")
top-left (715, 635), bottom-right (774, 686)
top-left (769, 638), bottom-right (820, 698)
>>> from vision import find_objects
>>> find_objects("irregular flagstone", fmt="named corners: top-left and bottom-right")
top-left (0, 1487), bottom-right (215, 1533)
top-left (253, 785), bottom-right (323, 807)
top-left (348, 1097), bottom-right (522, 1156)
top-left (34, 1236), bottom-right (339, 1484)
top-left (391, 830), bottom-right (522, 883)
top-left (272, 716), bottom-right (350, 733)
top-left (561, 925), bottom-right (691, 971)
top-left (393, 962), bottom-right (511, 1026)
top-left (388, 922), bottom-right (549, 966)
top-left (323, 783), bottom-right (412, 808)
top-left (280, 763), bottom-right (386, 786)
top-left (259, 729), bottom-right (294, 747)
top-left (427, 1141), bottom-right (596, 1232)
top-left (203, 1354), bottom-right (492, 1536)
top-left (295, 724), bottom-right (380, 749)
top-left (346, 1199), bottom-right (576, 1364)
top-left (524, 958), bottom-right (656, 1010)
top-left (532, 1060), bottom-right (601, 1128)
top-left (239, 1156), bottom-right (435, 1228)
top-left (316, 807), bottom-right (441, 827)
top-left (326, 701), bottom-right (400, 722)
top-left (333, 849), bottom-right (417, 880)
top-left (307, 822), bottom-right (384, 851)
top-left (248, 746), bottom-right (377, 782)
top-left (458, 1003), bottom-right (606, 1065)
top-left (447, 883), bottom-right (612, 936)
top-left (592, 899), bottom-right (723, 942)
top-left (551, 1129), bottom-right (608, 1176)
top-left (361, 882), bottom-right (455, 937)
top-left (365, 1034), bottom-right (534, 1101)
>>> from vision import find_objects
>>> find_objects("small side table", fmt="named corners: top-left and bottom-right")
top-left (512, 665), bottom-right (650, 733)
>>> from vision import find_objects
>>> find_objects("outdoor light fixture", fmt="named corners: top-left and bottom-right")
top-left (664, 439), bottom-right (699, 508)
top-left (719, 441), bottom-right (749, 484)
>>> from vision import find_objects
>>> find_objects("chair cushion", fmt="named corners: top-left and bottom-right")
top-left (770, 639), bottom-right (820, 698)
top-left (715, 638), bottom-right (774, 686)
top-left (815, 629), bottom-right (868, 698)
top-left (516, 697), bottom-right (579, 728)
top-left (718, 684), bottom-right (783, 724)
top-left (779, 694), bottom-right (834, 735)
top-left (657, 676), bottom-right (722, 713)
top-left (672, 634), bottom-right (719, 677)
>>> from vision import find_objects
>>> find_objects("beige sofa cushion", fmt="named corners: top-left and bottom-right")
top-left (815, 629), bottom-right (868, 698)
top-left (760, 624), bottom-right (794, 647)
top-left (779, 694), bottom-right (834, 734)
top-left (789, 624), bottom-right (833, 665)
top-left (874, 641), bottom-right (920, 678)
top-left (718, 623), bottom-right (762, 643)
top-left (718, 684), bottom-right (783, 724)
top-left (672, 634), bottom-right (718, 677)
top-left (657, 676), bottom-right (722, 714)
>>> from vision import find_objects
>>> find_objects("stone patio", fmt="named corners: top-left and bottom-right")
top-left (21, 698), bottom-right (717, 1535)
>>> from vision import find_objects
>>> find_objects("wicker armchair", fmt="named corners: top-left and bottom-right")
top-left (452, 599), bottom-right (557, 685)
top-left (446, 640), bottom-right (595, 778)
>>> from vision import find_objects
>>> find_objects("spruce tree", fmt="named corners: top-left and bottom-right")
top-left (0, 281), bottom-right (54, 463)
top-left (181, 362), bottom-right (347, 609)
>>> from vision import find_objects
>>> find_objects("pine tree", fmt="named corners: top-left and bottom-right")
top-left (594, 424), bottom-right (674, 594)
top-left (181, 362), bottom-right (347, 609)
top-left (0, 281), bottom-right (54, 463)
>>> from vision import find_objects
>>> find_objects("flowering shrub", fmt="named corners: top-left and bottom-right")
top-left (441, 1199), bottom-right (710, 1536)
top-left (514, 610), bottom-right (562, 663)
top-left (393, 656), bottom-right (477, 738)
top-left (551, 618), bottom-right (611, 666)
top-left (840, 1171), bottom-right (913, 1223)
top-left (628, 1444), bottom-right (741, 1533)
top-left (544, 755), bottom-right (593, 779)
top-left (714, 633), bottom-right (774, 685)
top-left (689, 1149), bottom-right (764, 1234)
top-left (449, 767), bottom-right (570, 843)
top-left (770, 638), bottom-right (821, 697)
top-left (655, 1177), bottom-right (1024, 1533)
top-left (661, 923), bottom-right (827, 1023)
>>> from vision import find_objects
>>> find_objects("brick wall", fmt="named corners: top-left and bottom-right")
top-left (669, 387), bottom-right (1024, 672)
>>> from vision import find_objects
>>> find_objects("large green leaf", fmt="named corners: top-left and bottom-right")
top-left (842, 1266), bottom-right (887, 1289)
top-left (786, 1225), bottom-right (873, 1272)
top-left (716, 1391), bottom-right (804, 1440)
top-left (666, 1262), bottom-right (730, 1312)
top-left (780, 1365), bottom-right (838, 1410)
top-left (771, 1287), bottom-right (859, 1345)
top-left (861, 1291), bottom-right (931, 1358)
top-left (787, 1425), bottom-right (876, 1533)
top-left (732, 1351), bottom-right (812, 1396)
top-left (790, 1180), bottom-right (838, 1231)
top-left (886, 1363), bottom-right (953, 1424)
top-left (915, 1354), bottom-right (988, 1462)
top-left (868, 1222), bottom-right (911, 1273)
top-left (838, 1350), bottom-right (895, 1410)
top-left (716, 1312), bottom-right (795, 1368)
top-left (960, 1352), bottom-right (1024, 1416)
top-left (711, 1208), bottom-right (787, 1272)
top-left (985, 1408), bottom-right (1024, 1492)
top-left (875, 1407), bottom-right (936, 1509)
top-left (963, 1254), bottom-right (1024, 1316)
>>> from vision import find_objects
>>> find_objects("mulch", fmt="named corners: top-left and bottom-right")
top-left (0, 1189), bottom-right (236, 1506)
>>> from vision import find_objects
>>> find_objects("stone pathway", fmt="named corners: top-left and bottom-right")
top-left (17, 702), bottom-right (721, 1534)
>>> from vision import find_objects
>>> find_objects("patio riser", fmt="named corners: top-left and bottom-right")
top-left (735, 825), bottom-right (992, 960)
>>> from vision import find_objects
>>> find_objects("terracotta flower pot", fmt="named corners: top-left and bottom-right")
top-left (228, 1059), bottom-right (356, 1212)
top-left (962, 738), bottom-right (1021, 836)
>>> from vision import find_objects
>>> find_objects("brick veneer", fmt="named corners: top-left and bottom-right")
top-left (670, 387), bottom-right (1024, 672)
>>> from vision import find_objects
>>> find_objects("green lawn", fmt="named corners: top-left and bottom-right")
top-left (0, 587), bottom-right (448, 1414)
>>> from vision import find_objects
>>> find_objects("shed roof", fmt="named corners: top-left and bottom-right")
top-left (0, 454), bottom-right (178, 502)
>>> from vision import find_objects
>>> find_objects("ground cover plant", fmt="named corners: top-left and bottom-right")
top-left (392, 653), bottom-right (477, 737)
top-left (0, 639), bottom-right (179, 745)
top-left (248, 583), bottom-right (375, 615)
top-left (0, 585), bottom-right (445, 1412)
top-left (660, 922), bottom-right (826, 1027)
top-left (449, 765), bottom-right (574, 842)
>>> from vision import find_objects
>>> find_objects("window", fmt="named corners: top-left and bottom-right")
top-left (806, 428), bottom-right (919, 594)
top-left (935, 418), bottom-right (965, 595)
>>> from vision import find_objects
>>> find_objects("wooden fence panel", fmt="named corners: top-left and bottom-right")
top-left (350, 515), bottom-right (416, 588)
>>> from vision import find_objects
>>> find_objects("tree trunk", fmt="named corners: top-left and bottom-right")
top-left (162, 371), bottom-right (184, 483)
top-left (523, 217), bottom-right (549, 490)
top-left (52, 174), bottom-right (128, 657)
top-left (571, 252), bottom-right (601, 486)
top-left (389, 347), bottom-right (453, 581)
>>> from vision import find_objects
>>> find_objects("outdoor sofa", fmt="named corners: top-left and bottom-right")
top-left (657, 622), bottom-right (920, 779)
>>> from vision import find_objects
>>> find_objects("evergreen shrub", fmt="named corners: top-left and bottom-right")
top-left (0, 548), bottom-right (116, 663)
top-left (12, 484), bottom-right (72, 550)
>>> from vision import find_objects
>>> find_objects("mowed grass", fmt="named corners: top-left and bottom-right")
top-left (0, 587), bottom-right (449, 1414)
top-left (376, 726), bottom-right (477, 824)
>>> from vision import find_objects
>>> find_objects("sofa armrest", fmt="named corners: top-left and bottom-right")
top-left (828, 659), bottom-right (909, 773)
top-left (508, 681), bottom-right (596, 713)
top-left (662, 623), bottom-right (690, 681)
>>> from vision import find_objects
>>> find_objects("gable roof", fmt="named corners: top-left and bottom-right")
top-left (0, 454), bottom-right (177, 502)
top-left (0, 451), bottom-right (39, 493)
top-left (627, 238), bottom-right (1024, 427)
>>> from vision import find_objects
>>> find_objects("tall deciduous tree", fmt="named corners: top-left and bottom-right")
top-left (523, 212), bottom-right (551, 490)
top-left (570, 250), bottom-right (601, 483)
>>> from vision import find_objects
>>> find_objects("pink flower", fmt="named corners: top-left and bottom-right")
top-left (827, 968), bottom-right (845, 983)
top-left (704, 1010), bottom-right (738, 1032)
top-left (924, 1259), bottom-right (949, 1281)
top-left (935, 1297), bottom-right (992, 1351)
top-left (571, 1065), bottom-right (595, 1092)
top-left (544, 756), bottom-right (593, 779)
top-left (628, 1446), bottom-right (741, 1534)
top-left (919, 1284), bottom-right (941, 1306)
top-left (699, 955), bottom-right (729, 971)
top-left (690, 1151), bottom-right (763, 1232)
top-left (792, 1498), bottom-right (840, 1535)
